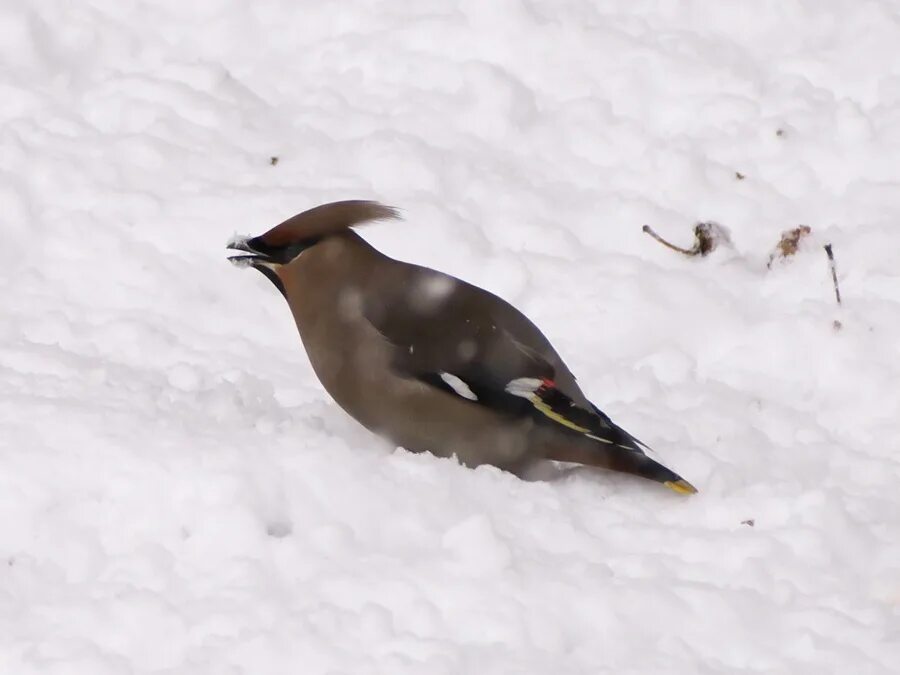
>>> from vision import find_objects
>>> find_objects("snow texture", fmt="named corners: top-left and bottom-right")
top-left (3, 1), bottom-right (900, 673)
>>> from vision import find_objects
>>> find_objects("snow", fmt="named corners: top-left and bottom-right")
top-left (3, 1), bottom-right (900, 672)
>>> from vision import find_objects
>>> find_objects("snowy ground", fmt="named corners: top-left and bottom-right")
top-left (3, 1), bottom-right (900, 672)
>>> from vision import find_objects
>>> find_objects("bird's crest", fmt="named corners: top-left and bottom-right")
top-left (227, 200), bottom-right (401, 296)
top-left (257, 200), bottom-right (401, 247)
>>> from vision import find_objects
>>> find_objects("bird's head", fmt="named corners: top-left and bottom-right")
top-left (226, 200), bottom-right (400, 296)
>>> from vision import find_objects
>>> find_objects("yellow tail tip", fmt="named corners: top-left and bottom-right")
top-left (664, 479), bottom-right (698, 495)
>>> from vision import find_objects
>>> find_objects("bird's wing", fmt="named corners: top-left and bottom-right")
top-left (363, 264), bottom-right (648, 454)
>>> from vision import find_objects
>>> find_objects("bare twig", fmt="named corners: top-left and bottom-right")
top-left (824, 243), bottom-right (842, 305)
top-left (642, 225), bottom-right (694, 254)
top-left (642, 222), bottom-right (730, 257)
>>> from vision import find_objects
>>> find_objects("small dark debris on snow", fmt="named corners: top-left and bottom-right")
top-left (735, 171), bottom-right (745, 180)
top-left (270, 156), bottom-right (279, 166)
top-left (741, 519), bottom-right (755, 527)
top-left (775, 128), bottom-right (785, 137)
top-left (267, 521), bottom-right (293, 538)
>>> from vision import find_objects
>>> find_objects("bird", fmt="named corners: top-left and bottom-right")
top-left (227, 200), bottom-right (697, 494)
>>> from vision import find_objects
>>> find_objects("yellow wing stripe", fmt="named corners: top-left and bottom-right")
top-left (530, 395), bottom-right (591, 433)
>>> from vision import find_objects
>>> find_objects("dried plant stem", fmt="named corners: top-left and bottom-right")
top-left (824, 243), bottom-right (842, 305)
top-left (767, 225), bottom-right (812, 269)
top-left (642, 225), bottom-right (694, 255)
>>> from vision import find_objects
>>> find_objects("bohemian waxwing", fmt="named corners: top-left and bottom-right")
top-left (227, 200), bottom-right (697, 494)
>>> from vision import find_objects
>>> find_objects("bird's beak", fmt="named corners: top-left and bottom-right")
top-left (226, 235), bottom-right (288, 298)
top-left (226, 235), bottom-right (277, 268)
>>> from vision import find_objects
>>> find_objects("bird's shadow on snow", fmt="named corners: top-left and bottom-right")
top-left (524, 460), bottom-right (621, 485)
top-left (523, 460), bottom-right (680, 497)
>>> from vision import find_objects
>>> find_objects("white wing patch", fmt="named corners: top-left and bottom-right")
top-left (504, 377), bottom-right (543, 398)
top-left (440, 372), bottom-right (478, 401)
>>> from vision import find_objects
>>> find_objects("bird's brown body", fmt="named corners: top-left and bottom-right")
top-left (228, 201), bottom-right (696, 493)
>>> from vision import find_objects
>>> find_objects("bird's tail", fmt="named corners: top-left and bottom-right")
top-left (502, 378), bottom-right (696, 494)
top-left (546, 440), bottom-right (698, 494)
